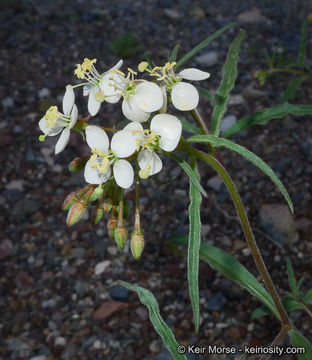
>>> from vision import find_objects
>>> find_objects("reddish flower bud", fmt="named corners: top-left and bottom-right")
top-left (107, 216), bottom-right (118, 239)
top-left (91, 203), bottom-right (104, 226)
top-left (62, 192), bottom-right (79, 210)
top-left (130, 229), bottom-right (144, 260)
top-left (103, 198), bottom-right (112, 214)
top-left (69, 156), bottom-right (89, 172)
top-left (114, 226), bottom-right (128, 250)
top-left (66, 201), bottom-right (86, 227)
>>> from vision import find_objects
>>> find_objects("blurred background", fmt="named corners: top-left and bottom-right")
top-left (0, 0), bottom-right (311, 359)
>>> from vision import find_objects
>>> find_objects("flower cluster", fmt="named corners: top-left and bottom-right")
top-left (38, 57), bottom-right (210, 258)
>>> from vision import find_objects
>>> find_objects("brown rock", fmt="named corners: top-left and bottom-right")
top-left (92, 301), bottom-right (128, 321)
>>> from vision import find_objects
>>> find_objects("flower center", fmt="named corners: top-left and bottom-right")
top-left (44, 106), bottom-right (71, 129)
top-left (133, 129), bottom-right (160, 152)
top-left (90, 148), bottom-right (111, 174)
top-left (110, 68), bottom-right (137, 99)
top-left (138, 61), bottom-right (179, 90)
top-left (74, 58), bottom-right (101, 86)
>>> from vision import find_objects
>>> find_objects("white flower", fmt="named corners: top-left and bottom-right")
top-left (38, 85), bottom-right (78, 154)
top-left (140, 62), bottom-right (210, 111)
top-left (84, 125), bottom-right (136, 189)
top-left (75, 58), bottom-right (124, 116)
top-left (123, 114), bottom-right (182, 178)
top-left (102, 67), bottom-right (163, 122)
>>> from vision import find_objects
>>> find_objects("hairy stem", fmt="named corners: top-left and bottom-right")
top-left (180, 138), bottom-right (291, 328)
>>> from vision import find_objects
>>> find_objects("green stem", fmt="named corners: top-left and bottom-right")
top-left (180, 138), bottom-right (291, 328)
top-left (117, 188), bottom-right (124, 227)
top-left (269, 68), bottom-right (312, 81)
top-left (298, 300), bottom-right (312, 320)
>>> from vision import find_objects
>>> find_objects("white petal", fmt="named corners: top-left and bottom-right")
top-left (111, 130), bottom-right (136, 158)
top-left (122, 96), bottom-right (150, 123)
top-left (105, 59), bottom-right (123, 74)
top-left (100, 73), bottom-right (125, 104)
top-left (134, 82), bottom-right (163, 112)
top-left (151, 114), bottom-right (182, 152)
top-left (85, 125), bottom-right (109, 152)
top-left (55, 128), bottom-right (70, 154)
top-left (39, 117), bottom-right (63, 136)
top-left (178, 68), bottom-right (210, 81)
top-left (62, 85), bottom-right (75, 114)
top-left (83, 84), bottom-right (92, 96)
top-left (123, 122), bottom-right (144, 132)
top-left (84, 159), bottom-right (111, 185)
top-left (138, 150), bottom-right (163, 176)
top-left (113, 159), bottom-right (134, 189)
top-left (159, 86), bottom-right (167, 114)
top-left (69, 104), bottom-right (78, 129)
top-left (88, 87), bottom-right (101, 116)
top-left (171, 82), bottom-right (199, 111)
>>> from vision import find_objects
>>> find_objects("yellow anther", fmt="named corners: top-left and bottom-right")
top-left (44, 106), bottom-right (61, 128)
top-left (138, 62), bottom-right (148, 72)
top-left (90, 148), bottom-right (110, 174)
top-left (110, 69), bottom-right (126, 76)
top-left (74, 58), bottom-right (97, 79)
top-left (139, 165), bottom-right (151, 179)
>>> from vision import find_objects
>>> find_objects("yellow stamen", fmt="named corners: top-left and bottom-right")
top-left (90, 148), bottom-right (110, 174)
top-left (138, 61), bottom-right (148, 72)
top-left (74, 58), bottom-right (97, 79)
top-left (44, 106), bottom-right (61, 128)
top-left (139, 165), bottom-right (151, 179)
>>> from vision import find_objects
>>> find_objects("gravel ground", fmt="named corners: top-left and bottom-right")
top-left (1, 1), bottom-right (312, 359)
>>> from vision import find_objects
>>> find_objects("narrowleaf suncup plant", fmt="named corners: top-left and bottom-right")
top-left (38, 23), bottom-right (312, 359)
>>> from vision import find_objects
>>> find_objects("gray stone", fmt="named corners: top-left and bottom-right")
top-left (2, 97), bottom-right (14, 108)
top-left (109, 285), bottom-right (130, 302)
top-left (38, 88), bottom-right (51, 98)
top-left (259, 204), bottom-right (298, 244)
top-left (207, 292), bottom-right (227, 311)
top-left (11, 198), bottom-right (40, 219)
top-left (220, 115), bottom-right (237, 134)
top-left (163, 9), bottom-right (182, 20)
top-left (207, 175), bottom-right (223, 191)
top-left (196, 51), bottom-right (218, 67)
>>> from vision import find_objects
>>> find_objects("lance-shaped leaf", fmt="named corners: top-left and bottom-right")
top-left (211, 30), bottom-right (245, 136)
top-left (168, 235), bottom-right (279, 319)
top-left (168, 153), bottom-right (207, 197)
top-left (188, 159), bottom-right (202, 334)
top-left (117, 281), bottom-right (187, 360)
top-left (288, 330), bottom-right (312, 360)
top-left (187, 134), bottom-right (294, 213)
top-left (168, 44), bottom-right (180, 62)
top-left (223, 104), bottom-right (312, 138)
top-left (280, 76), bottom-right (305, 104)
top-left (174, 22), bottom-right (237, 70)
top-left (197, 86), bottom-right (216, 106)
top-left (180, 117), bottom-right (202, 135)
top-left (299, 18), bottom-right (309, 65)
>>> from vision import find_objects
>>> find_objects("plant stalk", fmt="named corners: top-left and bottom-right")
top-left (180, 138), bottom-right (291, 328)
top-left (259, 326), bottom-right (288, 360)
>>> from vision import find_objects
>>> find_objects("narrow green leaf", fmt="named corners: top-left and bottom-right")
top-left (196, 86), bottom-right (216, 106)
top-left (174, 22), bottom-right (237, 70)
top-left (288, 329), bottom-right (312, 360)
top-left (169, 44), bottom-right (180, 62)
top-left (168, 235), bottom-right (279, 319)
top-left (168, 153), bottom-right (207, 197)
top-left (180, 117), bottom-right (202, 135)
top-left (303, 288), bottom-right (312, 303)
top-left (299, 19), bottom-right (308, 65)
top-left (286, 257), bottom-right (299, 295)
top-left (187, 134), bottom-right (294, 213)
top-left (188, 159), bottom-right (202, 335)
top-left (211, 30), bottom-right (245, 136)
top-left (250, 306), bottom-right (271, 321)
top-left (223, 104), bottom-right (312, 138)
top-left (297, 276), bottom-right (305, 291)
top-left (118, 281), bottom-right (187, 360)
top-left (283, 299), bottom-right (303, 312)
top-left (280, 76), bottom-right (305, 104)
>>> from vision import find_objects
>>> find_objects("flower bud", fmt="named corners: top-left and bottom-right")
top-left (114, 226), bottom-right (128, 250)
top-left (107, 216), bottom-right (118, 239)
top-left (103, 198), bottom-right (112, 214)
top-left (91, 203), bottom-right (104, 226)
top-left (130, 229), bottom-right (144, 260)
top-left (69, 156), bottom-right (89, 172)
top-left (90, 186), bottom-right (104, 202)
top-left (62, 192), bottom-right (79, 210)
top-left (66, 201), bottom-right (86, 227)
